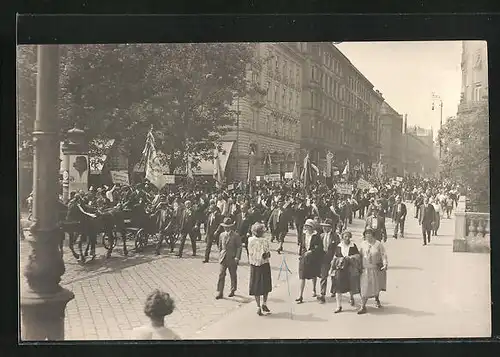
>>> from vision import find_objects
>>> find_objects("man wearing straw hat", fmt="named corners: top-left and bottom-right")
top-left (215, 217), bottom-right (242, 299)
top-left (317, 218), bottom-right (340, 303)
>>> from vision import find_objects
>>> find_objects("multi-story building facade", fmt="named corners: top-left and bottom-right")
top-left (296, 42), bottom-right (384, 172)
top-left (380, 103), bottom-right (404, 176)
top-left (223, 43), bottom-right (304, 181)
top-left (403, 125), bottom-right (438, 177)
top-left (458, 40), bottom-right (488, 115)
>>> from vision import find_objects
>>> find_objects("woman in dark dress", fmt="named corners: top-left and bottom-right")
top-left (330, 230), bottom-right (361, 313)
top-left (296, 219), bottom-right (323, 304)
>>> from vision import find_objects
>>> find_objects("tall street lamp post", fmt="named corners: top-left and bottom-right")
top-left (432, 93), bottom-right (443, 159)
top-left (20, 45), bottom-right (74, 341)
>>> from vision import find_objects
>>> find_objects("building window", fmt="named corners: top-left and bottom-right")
top-left (275, 55), bottom-right (280, 71)
top-left (296, 68), bottom-right (301, 87)
top-left (296, 93), bottom-right (300, 112)
top-left (474, 85), bottom-right (482, 101)
top-left (288, 93), bottom-right (293, 112)
top-left (310, 91), bottom-right (315, 108)
top-left (311, 66), bottom-right (315, 81)
top-left (282, 88), bottom-right (286, 108)
top-left (266, 81), bottom-right (272, 101)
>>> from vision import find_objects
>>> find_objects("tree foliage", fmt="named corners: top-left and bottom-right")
top-left (438, 102), bottom-right (489, 208)
top-left (17, 43), bottom-right (256, 172)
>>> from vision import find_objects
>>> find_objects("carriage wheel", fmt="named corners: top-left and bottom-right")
top-left (102, 232), bottom-right (116, 250)
top-left (135, 229), bottom-right (147, 251)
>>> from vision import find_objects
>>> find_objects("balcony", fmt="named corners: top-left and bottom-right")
top-left (453, 197), bottom-right (490, 253)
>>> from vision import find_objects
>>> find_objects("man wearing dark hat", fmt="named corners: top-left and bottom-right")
top-left (234, 203), bottom-right (254, 261)
top-left (293, 197), bottom-right (308, 246)
top-left (318, 218), bottom-right (340, 303)
top-left (365, 205), bottom-right (387, 242)
top-left (216, 217), bottom-right (242, 299)
top-left (267, 199), bottom-right (290, 254)
top-left (203, 203), bottom-right (223, 263)
top-left (176, 200), bottom-right (197, 258)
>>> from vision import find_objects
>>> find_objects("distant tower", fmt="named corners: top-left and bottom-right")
top-left (404, 114), bottom-right (408, 134)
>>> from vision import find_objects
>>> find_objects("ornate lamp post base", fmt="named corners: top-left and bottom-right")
top-left (21, 287), bottom-right (74, 341)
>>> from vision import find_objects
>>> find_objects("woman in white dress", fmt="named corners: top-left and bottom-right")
top-left (357, 228), bottom-right (388, 315)
top-left (130, 289), bottom-right (181, 340)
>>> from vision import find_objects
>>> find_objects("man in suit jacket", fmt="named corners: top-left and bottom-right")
top-left (177, 200), bottom-right (197, 258)
top-left (317, 219), bottom-right (340, 303)
top-left (234, 203), bottom-right (254, 260)
top-left (365, 206), bottom-right (387, 242)
top-left (203, 203), bottom-right (223, 263)
top-left (216, 218), bottom-right (242, 299)
top-left (392, 196), bottom-right (407, 239)
top-left (267, 200), bottom-right (290, 254)
top-left (293, 198), bottom-right (308, 246)
top-left (419, 197), bottom-right (435, 246)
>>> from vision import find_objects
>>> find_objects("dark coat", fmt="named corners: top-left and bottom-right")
top-left (419, 203), bottom-right (436, 230)
top-left (330, 244), bottom-right (361, 294)
top-left (205, 211), bottom-right (223, 240)
top-left (320, 231), bottom-right (340, 278)
top-left (298, 232), bottom-right (323, 279)
top-left (392, 202), bottom-right (407, 222)
top-left (234, 211), bottom-right (255, 244)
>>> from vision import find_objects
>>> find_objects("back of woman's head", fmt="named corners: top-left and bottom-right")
top-left (144, 289), bottom-right (175, 319)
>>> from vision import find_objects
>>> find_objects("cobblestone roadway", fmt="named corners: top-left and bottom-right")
top-left (20, 213), bottom-right (300, 340)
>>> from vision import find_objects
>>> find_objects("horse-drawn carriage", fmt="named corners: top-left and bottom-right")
top-left (59, 199), bottom-right (182, 263)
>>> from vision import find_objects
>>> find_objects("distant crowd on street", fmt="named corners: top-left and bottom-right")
top-left (21, 172), bottom-right (462, 338)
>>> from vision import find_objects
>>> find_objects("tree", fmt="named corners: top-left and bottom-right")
top-left (17, 43), bottom-right (256, 173)
top-left (438, 101), bottom-right (489, 209)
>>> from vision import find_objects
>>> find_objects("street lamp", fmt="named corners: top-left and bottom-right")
top-left (20, 45), bottom-right (74, 341)
top-left (432, 93), bottom-right (443, 159)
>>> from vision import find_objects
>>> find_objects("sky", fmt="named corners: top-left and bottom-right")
top-left (336, 41), bottom-right (463, 138)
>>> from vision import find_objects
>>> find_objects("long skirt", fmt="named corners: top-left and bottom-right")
top-left (249, 263), bottom-right (272, 296)
top-left (360, 267), bottom-right (386, 298)
top-left (298, 252), bottom-right (321, 280)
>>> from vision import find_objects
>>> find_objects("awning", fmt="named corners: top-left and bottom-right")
top-left (193, 141), bottom-right (234, 176)
top-left (89, 139), bottom-right (115, 174)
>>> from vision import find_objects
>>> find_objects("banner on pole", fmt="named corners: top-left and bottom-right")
top-left (256, 176), bottom-right (261, 182)
top-left (227, 183), bottom-right (234, 190)
top-left (266, 173), bottom-right (281, 182)
top-left (396, 176), bottom-right (403, 182)
top-left (164, 175), bottom-right (175, 184)
top-left (336, 183), bottom-right (353, 195)
top-left (284, 172), bottom-right (293, 179)
top-left (110, 170), bottom-right (130, 185)
top-left (357, 178), bottom-right (372, 190)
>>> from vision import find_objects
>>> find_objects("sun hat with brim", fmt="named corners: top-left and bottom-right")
top-left (304, 219), bottom-right (317, 229)
top-left (320, 218), bottom-right (333, 227)
top-left (220, 217), bottom-right (235, 227)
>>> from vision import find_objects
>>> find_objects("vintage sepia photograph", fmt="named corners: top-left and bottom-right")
top-left (17, 40), bottom-right (491, 341)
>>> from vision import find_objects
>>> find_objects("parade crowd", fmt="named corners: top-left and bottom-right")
top-left (23, 173), bottom-right (461, 338)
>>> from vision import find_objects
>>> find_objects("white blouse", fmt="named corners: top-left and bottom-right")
top-left (339, 241), bottom-right (355, 257)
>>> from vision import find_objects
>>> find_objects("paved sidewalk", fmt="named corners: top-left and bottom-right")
top-left (192, 215), bottom-right (491, 339)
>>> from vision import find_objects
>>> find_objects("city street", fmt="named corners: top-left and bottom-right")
top-left (192, 208), bottom-right (491, 339)
top-left (19, 205), bottom-right (491, 340)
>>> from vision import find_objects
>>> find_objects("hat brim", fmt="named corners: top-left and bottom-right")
top-left (320, 223), bottom-right (332, 227)
top-left (220, 223), bottom-right (235, 227)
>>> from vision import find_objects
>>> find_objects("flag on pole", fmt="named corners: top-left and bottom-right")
top-left (301, 153), bottom-right (319, 187)
top-left (247, 146), bottom-right (256, 183)
top-left (213, 151), bottom-right (223, 188)
top-left (292, 161), bottom-right (299, 180)
top-left (326, 151), bottom-right (334, 177)
top-left (142, 127), bottom-right (168, 190)
top-left (263, 152), bottom-right (272, 174)
top-left (342, 159), bottom-right (350, 176)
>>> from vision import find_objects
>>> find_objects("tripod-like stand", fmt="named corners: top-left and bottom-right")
top-left (276, 252), bottom-right (294, 319)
